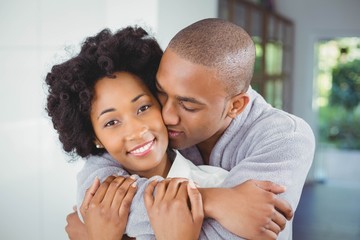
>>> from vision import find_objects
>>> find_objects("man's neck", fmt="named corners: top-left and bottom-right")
top-left (197, 118), bottom-right (232, 165)
top-left (196, 137), bottom-right (218, 165)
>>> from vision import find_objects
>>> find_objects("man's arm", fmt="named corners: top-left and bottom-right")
top-left (75, 154), bottom-right (293, 239)
top-left (199, 180), bottom-right (292, 240)
top-left (197, 118), bottom-right (315, 240)
top-left (66, 208), bottom-right (88, 240)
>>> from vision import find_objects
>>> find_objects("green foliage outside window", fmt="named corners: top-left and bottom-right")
top-left (317, 38), bottom-right (360, 150)
top-left (330, 59), bottom-right (360, 110)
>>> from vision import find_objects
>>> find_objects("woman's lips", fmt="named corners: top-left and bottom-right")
top-left (128, 140), bottom-right (155, 157)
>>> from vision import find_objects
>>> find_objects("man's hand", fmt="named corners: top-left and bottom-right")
top-left (144, 178), bottom-right (204, 240)
top-left (80, 176), bottom-right (137, 240)
top-left (65, 207), bottom-right (88, 240)
top-left (200, 179), bottom-right (293, 240)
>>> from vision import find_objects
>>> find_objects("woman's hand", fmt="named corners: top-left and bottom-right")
top-left (80, 176), bottom-right (137, 240)
top-left (144, 178), bottom-right (204, 240)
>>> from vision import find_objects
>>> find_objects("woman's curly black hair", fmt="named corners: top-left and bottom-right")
top-left (45, 26), bottom-right (163, 158)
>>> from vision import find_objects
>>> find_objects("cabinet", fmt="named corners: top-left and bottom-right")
top-left (218, 0), bottom-right (294, 111)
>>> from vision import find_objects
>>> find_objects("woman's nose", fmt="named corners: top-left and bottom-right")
top-left (124, 119), bottom-right (148, 141)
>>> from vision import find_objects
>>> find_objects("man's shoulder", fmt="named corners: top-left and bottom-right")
top-left (232, 102), bottom-right (314, 148)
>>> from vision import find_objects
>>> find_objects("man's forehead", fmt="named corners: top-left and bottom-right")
top-left (155, 78), bottom-right (205, 105)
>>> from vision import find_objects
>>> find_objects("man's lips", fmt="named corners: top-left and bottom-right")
top-left (128, 140), bottom-right (155, 156)
top-left (168, 130), bottom-right (183, 138)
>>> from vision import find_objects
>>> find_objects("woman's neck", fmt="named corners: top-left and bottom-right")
top-left (128, 150), bottom-right (172, 179)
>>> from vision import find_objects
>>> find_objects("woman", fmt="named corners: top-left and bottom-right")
top-left (46, 26), bottom-right (227, 240)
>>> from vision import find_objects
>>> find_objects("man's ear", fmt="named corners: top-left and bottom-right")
top-left (227, 93), bottom-right (249, 119)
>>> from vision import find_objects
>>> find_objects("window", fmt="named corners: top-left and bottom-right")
top-left (219, 0), bottom-right (294, 111)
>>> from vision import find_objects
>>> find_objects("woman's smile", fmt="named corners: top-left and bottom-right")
top-left (128, 139), bottom-right (155, 157)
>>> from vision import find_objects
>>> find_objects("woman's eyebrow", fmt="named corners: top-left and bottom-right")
top-left (97, 94), bottom-right (147, 119)
top-left (131, 93), bottom-right (146, 103)
top-left (97, 108), bottom-right (116, 119)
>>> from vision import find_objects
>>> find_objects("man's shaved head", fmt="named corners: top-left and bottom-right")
top-left (168, 18), bottom-right (255, 95)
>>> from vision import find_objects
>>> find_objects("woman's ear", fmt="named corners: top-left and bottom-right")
top-left (94, 138), bottom-right (104, 149)
top-left (227, 93), bottom-right (249, 119)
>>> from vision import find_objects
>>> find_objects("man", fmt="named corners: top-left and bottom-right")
top-left (66, 18), bottom-right (314, 240)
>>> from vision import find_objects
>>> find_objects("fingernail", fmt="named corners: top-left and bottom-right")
top-left (131, 181), bottom-right (137, 187)
top-left (155, 176), bottom-right (163, 182)
top-left (130, 174), bottom-right (138, 180)
top-left (91, 177), bottom-right (98, 187)
top-left (188, 180), bottom-right (197, 189)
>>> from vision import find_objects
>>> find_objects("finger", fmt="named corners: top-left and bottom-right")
top-left (265, 220), bottom-right (282, 236)
top-left (253, 180), bottom-right (286, 194)
top-left (101, 176), bottom-right (127, 207)
top-left (274, 197), bottom-right (293, 220)
top-left (110, 177), bottom-right (136, 209)
top-left (153, 179), bottom-right (169, 203)
top-left (118, 181), bottom-right (137, 217)
top-left (144, 179), bottom-right (159, 210)
top-left (187, 180), bottom-right (204, 224)
top-left (260, 228), bottom-right (278, 240)
top-left (89, 175), bottom-right (116, 205)
top-left (271, 210), bottom-right (287, 231)
top-left (66, 211), bottom-right (76, 224)
top-left (175, 181), bottom-right (188, 201)
top-left (163, 178), bottom-right (188, 201)
top-left (80, 177), bottom-right (100, 215)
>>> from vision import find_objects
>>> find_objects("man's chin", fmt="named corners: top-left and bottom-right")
top-left (169, 141), bottom-right (189, 150)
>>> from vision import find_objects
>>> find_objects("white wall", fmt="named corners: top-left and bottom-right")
top-left (276, 0), bottom-right (360, 181)
top-left (157, 0), bottom-right (218, 48)
top-left (0, 0), bottom-right (217, 239)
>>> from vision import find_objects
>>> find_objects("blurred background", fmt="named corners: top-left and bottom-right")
top-left (0, 0), bottom-right (359, 239)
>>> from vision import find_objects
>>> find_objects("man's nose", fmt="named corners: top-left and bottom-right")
top-left (161, 99), bottom-right (180, 126)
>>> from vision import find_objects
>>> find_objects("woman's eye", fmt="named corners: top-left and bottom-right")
top-left (104, 120), bottom-right (119, 127)
top-left (138, 105), bottom-right (151, 114)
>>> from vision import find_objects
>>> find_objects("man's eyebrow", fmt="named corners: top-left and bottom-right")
top-left (155, 80), bottom-right (163, 90)
top-left (176, 96), bottom-right (205, 105)
top-left (156, 80), bottom-right (204, 105)
top-left (97, 108), bottom-right (115, 119)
